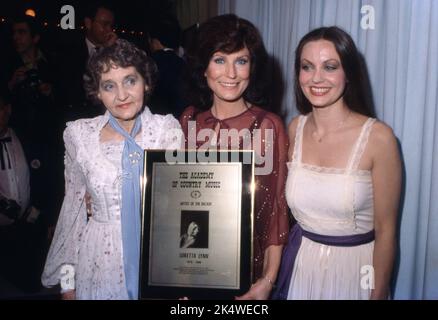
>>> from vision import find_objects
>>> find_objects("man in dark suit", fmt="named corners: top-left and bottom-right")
top-left (149, 18), bottom-right (188, 119)
top-left (57, 2), bottom-right (117, 123)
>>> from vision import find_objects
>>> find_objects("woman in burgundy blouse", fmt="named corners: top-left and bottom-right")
top-left (180, 14), bottom-right (289, 300)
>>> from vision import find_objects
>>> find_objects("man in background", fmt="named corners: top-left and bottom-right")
top-left (149, 17), bottom-right (187, 119)
top-left (57, 2), bottom-right (117, 122)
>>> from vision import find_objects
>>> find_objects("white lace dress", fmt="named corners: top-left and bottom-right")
top-left (41, 108), bottom-right (183, 299)
top-left (286, 115), bottom-right (376, 300)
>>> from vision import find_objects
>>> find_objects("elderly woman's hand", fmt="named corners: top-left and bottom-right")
top-left (61, 290), bottom-right (76, 300)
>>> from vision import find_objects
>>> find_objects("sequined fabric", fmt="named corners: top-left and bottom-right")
top-left (180, 106), bottom-right (290, 280)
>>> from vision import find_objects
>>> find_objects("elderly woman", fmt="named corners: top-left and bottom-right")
top-left (42, 39), bottom-right (183, 300)
top-left (180, 14), bottom-right (290, 300)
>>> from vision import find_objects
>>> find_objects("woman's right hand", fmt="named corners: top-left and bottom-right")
top-left (61, 290), bottom-right (76, 300)
top-left (235, 277), bottom-right (272, 300)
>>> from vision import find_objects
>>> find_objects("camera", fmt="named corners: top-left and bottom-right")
top-left (24, 69), bottom-right (41, 89)
top-left (17, 68), bottom-right (43, 103)
top-left (0, 197), bottom-right (21, 221)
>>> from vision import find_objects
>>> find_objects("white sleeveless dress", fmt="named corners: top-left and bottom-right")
top-left (286, 115), bottom-right (376, 300)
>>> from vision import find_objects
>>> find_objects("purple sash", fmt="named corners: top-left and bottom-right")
top-left (271, 224), bottom-right (375, 300)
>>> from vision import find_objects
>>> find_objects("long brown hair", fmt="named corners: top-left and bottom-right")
top-left (186, 14), bottom-right (269, 110)
top-left (294, 26), bottom-right (375, 117)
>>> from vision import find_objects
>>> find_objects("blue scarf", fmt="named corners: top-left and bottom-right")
top-left (109, 114), bottom-right (143, 299)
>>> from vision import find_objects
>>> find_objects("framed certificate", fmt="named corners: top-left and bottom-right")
top-left (140, 150), bottom-right (254, 299)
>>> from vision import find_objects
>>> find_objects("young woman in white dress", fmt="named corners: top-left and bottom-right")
top-left (273, 27), bottom-right (402, 300)
top-left (41, 39), bottom-right (183, 299)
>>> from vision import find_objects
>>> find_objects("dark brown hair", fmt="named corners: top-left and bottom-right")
top-left (84, 39), bottom-right (157, 105)
top-left (12, 14), bottom-right (41, 37)
top-left (294, 26), bottom-right (375, 117)
top-left (186, 14), bottom-right (269, 110)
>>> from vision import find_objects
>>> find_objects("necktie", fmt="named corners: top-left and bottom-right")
top-left (0, 137), bottom-right (12, 170)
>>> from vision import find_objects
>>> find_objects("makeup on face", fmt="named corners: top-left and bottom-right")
top-left (299, 40), bottom-right (347, 109)
top-left (205, 47), bottom-right (251, 104)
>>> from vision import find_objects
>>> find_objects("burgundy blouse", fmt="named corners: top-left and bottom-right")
top-left (180, 106), bottom-right (290, 280)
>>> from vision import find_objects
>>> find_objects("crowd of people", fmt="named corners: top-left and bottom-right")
top-left (0, 2), bottom-right (187, 296)
top-left (0, 3), bottom-right (401, 301)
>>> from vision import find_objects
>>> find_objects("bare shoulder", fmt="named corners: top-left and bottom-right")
top-left (287, 115), bottom-right (301, 140)
top-left (368, 120), bottom-right (400, 163)
top-left (369, 120), bottom-right (398, 148)
top-left (286, 115), bottom-right (302, 161)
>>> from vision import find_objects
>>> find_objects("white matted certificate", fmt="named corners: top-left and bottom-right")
top-left (150, 162), bottom-right (241, 288)
top-left (140, 151), bottom-right (254, 299)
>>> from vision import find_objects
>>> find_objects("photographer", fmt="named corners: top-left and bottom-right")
top-left (6, 15), bottom-right (53, 98)
top-left (3, 14), bottom-right (62, 230)
top-left (1, 16), bottom-right (62, 293)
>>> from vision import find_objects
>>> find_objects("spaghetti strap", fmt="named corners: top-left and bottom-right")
top-left (346, 118), bottom-right (376, 173)
top-left (292, 115), bottom-right (308, 164)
